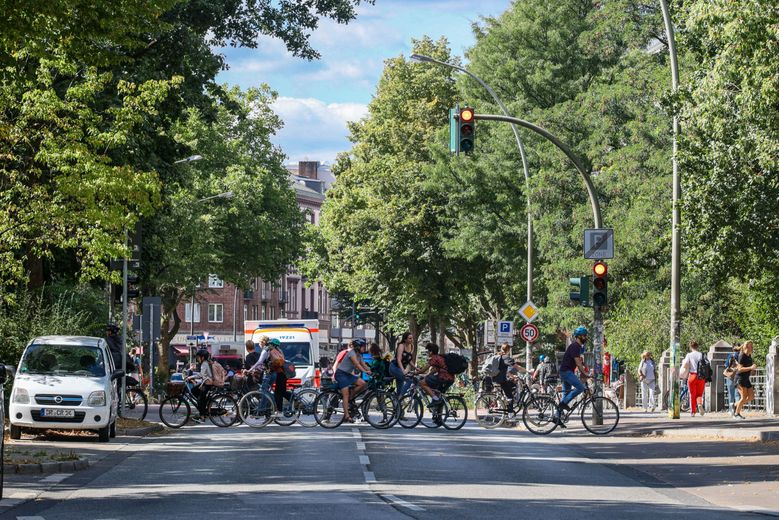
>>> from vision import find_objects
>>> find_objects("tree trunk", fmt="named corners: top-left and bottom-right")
top-left (158, 286), bottom-right (184, 380)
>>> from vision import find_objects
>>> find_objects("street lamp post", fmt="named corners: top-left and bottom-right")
top-left (659, 0), bottom-right (682, 419)
top-left (410, 53), bottom-right (535, 370)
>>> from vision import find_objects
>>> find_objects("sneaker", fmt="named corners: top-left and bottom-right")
top-left (698, 407), bottom-right (705, 417)
top-left (735, 413), bottom-right (746, 420)
top-left (428, 398), bottom-right (443, 410)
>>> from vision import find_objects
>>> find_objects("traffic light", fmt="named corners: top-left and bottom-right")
top-left (458, 106), bottom-right (475, 154)
top-left (569, 276), bottom-right (590, 307)
top-left (592, 261), bottom-right (608, 307)
top-left (127, 274), bottom-right (140, 299)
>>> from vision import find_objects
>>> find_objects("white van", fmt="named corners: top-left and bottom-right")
top-left (244, 319), bottom-right (321, 387)
top-left (9, 336), bottom-right (122, 442)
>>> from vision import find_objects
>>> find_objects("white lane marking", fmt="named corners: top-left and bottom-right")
top-left (381, 494), bottom-right (425, 512)
top-left (40, 473), bottom-right (71, 484)
top-left (359, 455), bottom-right (370, 466)
top-left (351, 430), bottom-right (361, 438)
top-left (363, 471), bottom-right (377, 483)
top-left (355, 442), bottom-right (366, 450)
top-left (17, 516), bottom-right (46, 520)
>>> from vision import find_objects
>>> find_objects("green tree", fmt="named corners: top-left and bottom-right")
top-left (144, 86), bottom-right (305, 375)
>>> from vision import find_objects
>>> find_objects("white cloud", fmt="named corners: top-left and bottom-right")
top-left (271, 97), bottom-right (369, 163)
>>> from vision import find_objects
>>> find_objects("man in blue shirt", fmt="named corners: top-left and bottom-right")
top-left (557, 326), bottom-right (590, 421)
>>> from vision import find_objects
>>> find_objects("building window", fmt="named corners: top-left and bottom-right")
top-left (185, 303), bottom-right (201, 322)
top-left (271, 306), bottom-right (276, 319)
top-left (262, 304), bottom-right (267, 319)
top-left (208, 303), bottom-right (224, 323)
top-left (331, 313), bottom-right (339, 328)
top-left (243, 305), bottom-right (248, 321)
top-left (318, 289), bottom-right (323, 313)
top-left (251, 305), bottom-right (258, 320)
top-left (290, 284), bottom-right (298, 310)
top-left (208, 274), bottom-right (224, 288)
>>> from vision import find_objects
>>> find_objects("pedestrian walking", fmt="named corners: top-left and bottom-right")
top-left (723, 343), bottom-right (742, 416)
top-left (637, 351), bottom-right (657, 412)
top-left (680, 340), bottom-right (705, 417)
top-left (734, 341), bottom-right (757, 420)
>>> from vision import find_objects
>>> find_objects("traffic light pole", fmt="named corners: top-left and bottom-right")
top-left (120, 227), bottom-right (128, 415)
top-left (474, 113), bottom-right (606, 404)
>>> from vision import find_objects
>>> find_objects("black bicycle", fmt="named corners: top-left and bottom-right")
top-left (523, 379), bottom-right (619, 435)
top-left (474, 374), bottom-right (539, 429)
top-left (118, 376), bottom-right (148, 422)
top-left (158, 380), bottom-right (239, 428)
top-left (313, 377), bottom-right (399, 429)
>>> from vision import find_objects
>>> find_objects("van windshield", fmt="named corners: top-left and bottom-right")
top-left (280, 342), bottom-right (311, 365)
top-left (19, 344), bottom-right (106, 377)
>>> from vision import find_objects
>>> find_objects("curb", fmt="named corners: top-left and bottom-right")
top-left (652, 428), bottom-right (779, 442)
top-left (11, 459), bottom-right (89, 475)
top-left (119, 423), bottom-right (164, 436)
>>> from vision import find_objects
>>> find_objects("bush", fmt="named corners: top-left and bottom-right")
top-left (0, 285), bottom-right (102, 365)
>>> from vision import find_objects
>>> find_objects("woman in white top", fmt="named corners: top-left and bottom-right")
top-left (680, 340), bottom-right (705, 416)
top-left (637, 351), bottom-right (656, 412)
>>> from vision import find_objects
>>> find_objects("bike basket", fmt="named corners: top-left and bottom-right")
top-left (166, 381), bottom-right (185, 396)
top-left (230, 375), bottom-right (244, 391)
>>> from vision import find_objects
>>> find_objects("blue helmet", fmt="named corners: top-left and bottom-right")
top-left (573, 326), bottom-right (588, 338)
top-left (352, 338), bottom-right (366, 348)
top-left (539, 355), bottom-right (546, 362)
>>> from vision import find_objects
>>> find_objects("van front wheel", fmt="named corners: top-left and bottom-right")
top-left (97, 425), bottom-right (110, 442)
top-left (9, 424), bottom-right (21, 440)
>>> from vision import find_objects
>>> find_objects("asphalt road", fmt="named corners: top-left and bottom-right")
top-left (2, 418), bottom-right (775, 520)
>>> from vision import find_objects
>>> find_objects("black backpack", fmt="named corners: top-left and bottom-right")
top-left (697, 354), bottom-right (713, 382)
top-left (444, 353), bottom-right (468, 375)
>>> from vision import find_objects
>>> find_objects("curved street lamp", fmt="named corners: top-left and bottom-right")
top-left (410, 53), bottom-right (535, 369)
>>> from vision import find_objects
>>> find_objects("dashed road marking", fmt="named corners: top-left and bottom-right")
top-left (355, 442), bottom-right (366, 450)
top-left (17, 516), bottom-right (46, 520)
top-left (381, 494), bottom-right (425, 512)
top-left (363, 471), bottom-right (377, 483)
top-left (359, 455), bottom-right (370, 465)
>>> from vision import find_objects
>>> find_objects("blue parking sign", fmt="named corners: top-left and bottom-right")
top-left (499, 321), bottom-right (512, 333)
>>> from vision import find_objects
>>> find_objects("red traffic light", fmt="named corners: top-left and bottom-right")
top-left (593, 261), bottom-right (607, 277)
top-left (460, 108), bottom-right (474, 122)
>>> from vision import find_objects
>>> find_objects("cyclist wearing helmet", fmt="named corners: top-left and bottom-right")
top-left (557, 326), bottom-right (590, 419)
top-left (187, 349), bottom-right (213, 419)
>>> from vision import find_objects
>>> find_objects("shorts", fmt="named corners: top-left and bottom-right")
top-left (425, 374), bottom-right (453, 391)
top-left (335, 370), bottom-right (359, 390)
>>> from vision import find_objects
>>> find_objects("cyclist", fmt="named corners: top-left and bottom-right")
top-left (186, 348), bottom-right (214, 421)
top-left (493, 343), bottom-right (527, 411)
top-left (243, 339), bottom-right (260, 387)
top-left (532, 355), bottom-right (556, 393)
top-left (390, 332), bottom-right (415, 396)
top-left (417, 343), bottom-right (454, 409)
top-left (332, 339), bottom-right (372, 423)
top-left (556, 326), bottom-right (590, 423)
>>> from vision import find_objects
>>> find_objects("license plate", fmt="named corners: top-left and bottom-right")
top-left (41, 408), bottom-right (75, 418)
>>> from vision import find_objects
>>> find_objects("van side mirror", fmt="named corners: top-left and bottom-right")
top-left (0, 364), bottom-right (13, 384)
top-left (111, 369), bottom-right (125, 381)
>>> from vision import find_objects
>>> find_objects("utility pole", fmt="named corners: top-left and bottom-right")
top-left (120, 228), bottom-right (128, 415)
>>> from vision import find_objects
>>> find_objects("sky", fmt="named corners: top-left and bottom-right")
top-left (217, 0), bottom-right (512, 165)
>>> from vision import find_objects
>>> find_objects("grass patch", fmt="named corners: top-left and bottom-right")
top-left (3, 447), bottom-right (81, 465)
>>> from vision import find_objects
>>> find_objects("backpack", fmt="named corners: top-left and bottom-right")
top-left (480, 354), bottom-right (502, 377)
top-left (268, 347), bottom-right (285, 373)
top-left (283, 361), bottom-right (296, 379)
top-left (209, 361), bottom-right (226, 386)
top-left (444, 353), bottom-right (468, 375)
top-left (696, 353), bottom-right (713, 382)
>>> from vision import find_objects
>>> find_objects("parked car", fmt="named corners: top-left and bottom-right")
top-left (9, 336), bottom-right (124, 442)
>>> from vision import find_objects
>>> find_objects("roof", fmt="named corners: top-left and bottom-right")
top-left (31, 336), bottom-right (104, 347)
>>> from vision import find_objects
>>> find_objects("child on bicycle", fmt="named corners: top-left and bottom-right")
top-left (416, 343), bottom-right (454, 409)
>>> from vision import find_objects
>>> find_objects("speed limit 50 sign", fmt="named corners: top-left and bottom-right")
top-left (519, 323), bottom-right (540, 343)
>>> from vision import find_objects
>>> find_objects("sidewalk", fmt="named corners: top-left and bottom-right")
top-left (614, 409), bottom-right (779, 441)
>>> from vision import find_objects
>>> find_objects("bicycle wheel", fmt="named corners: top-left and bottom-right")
top-left (474, 393), bottom-right (506, 429)
top-left (364, 390), bottom-right (399, 429)
top-left (522, 395), bottom-right (558, 435)
top-left (397, 395), bottom-right (422, 428)
top-left (208, 393), bottom-right (239, 427)
top-left (680, 390), bottom-right (690, 413)
top-left (238, 391), bottom-right (275, 429)
top-left (314, 390), bottom-right (345, 428)
top-left (443, 395), bottom-right (468, 431)
top-left (295, 388), bottom-right (319, 428)
top-left (158, 395), bottom-right (190, 428)
top-left (120, 388), bottom-right (148, 422)
top-left (275, 394), bottom-right (299, 426)
top-left (581, 396), bottom-right (620, 435)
